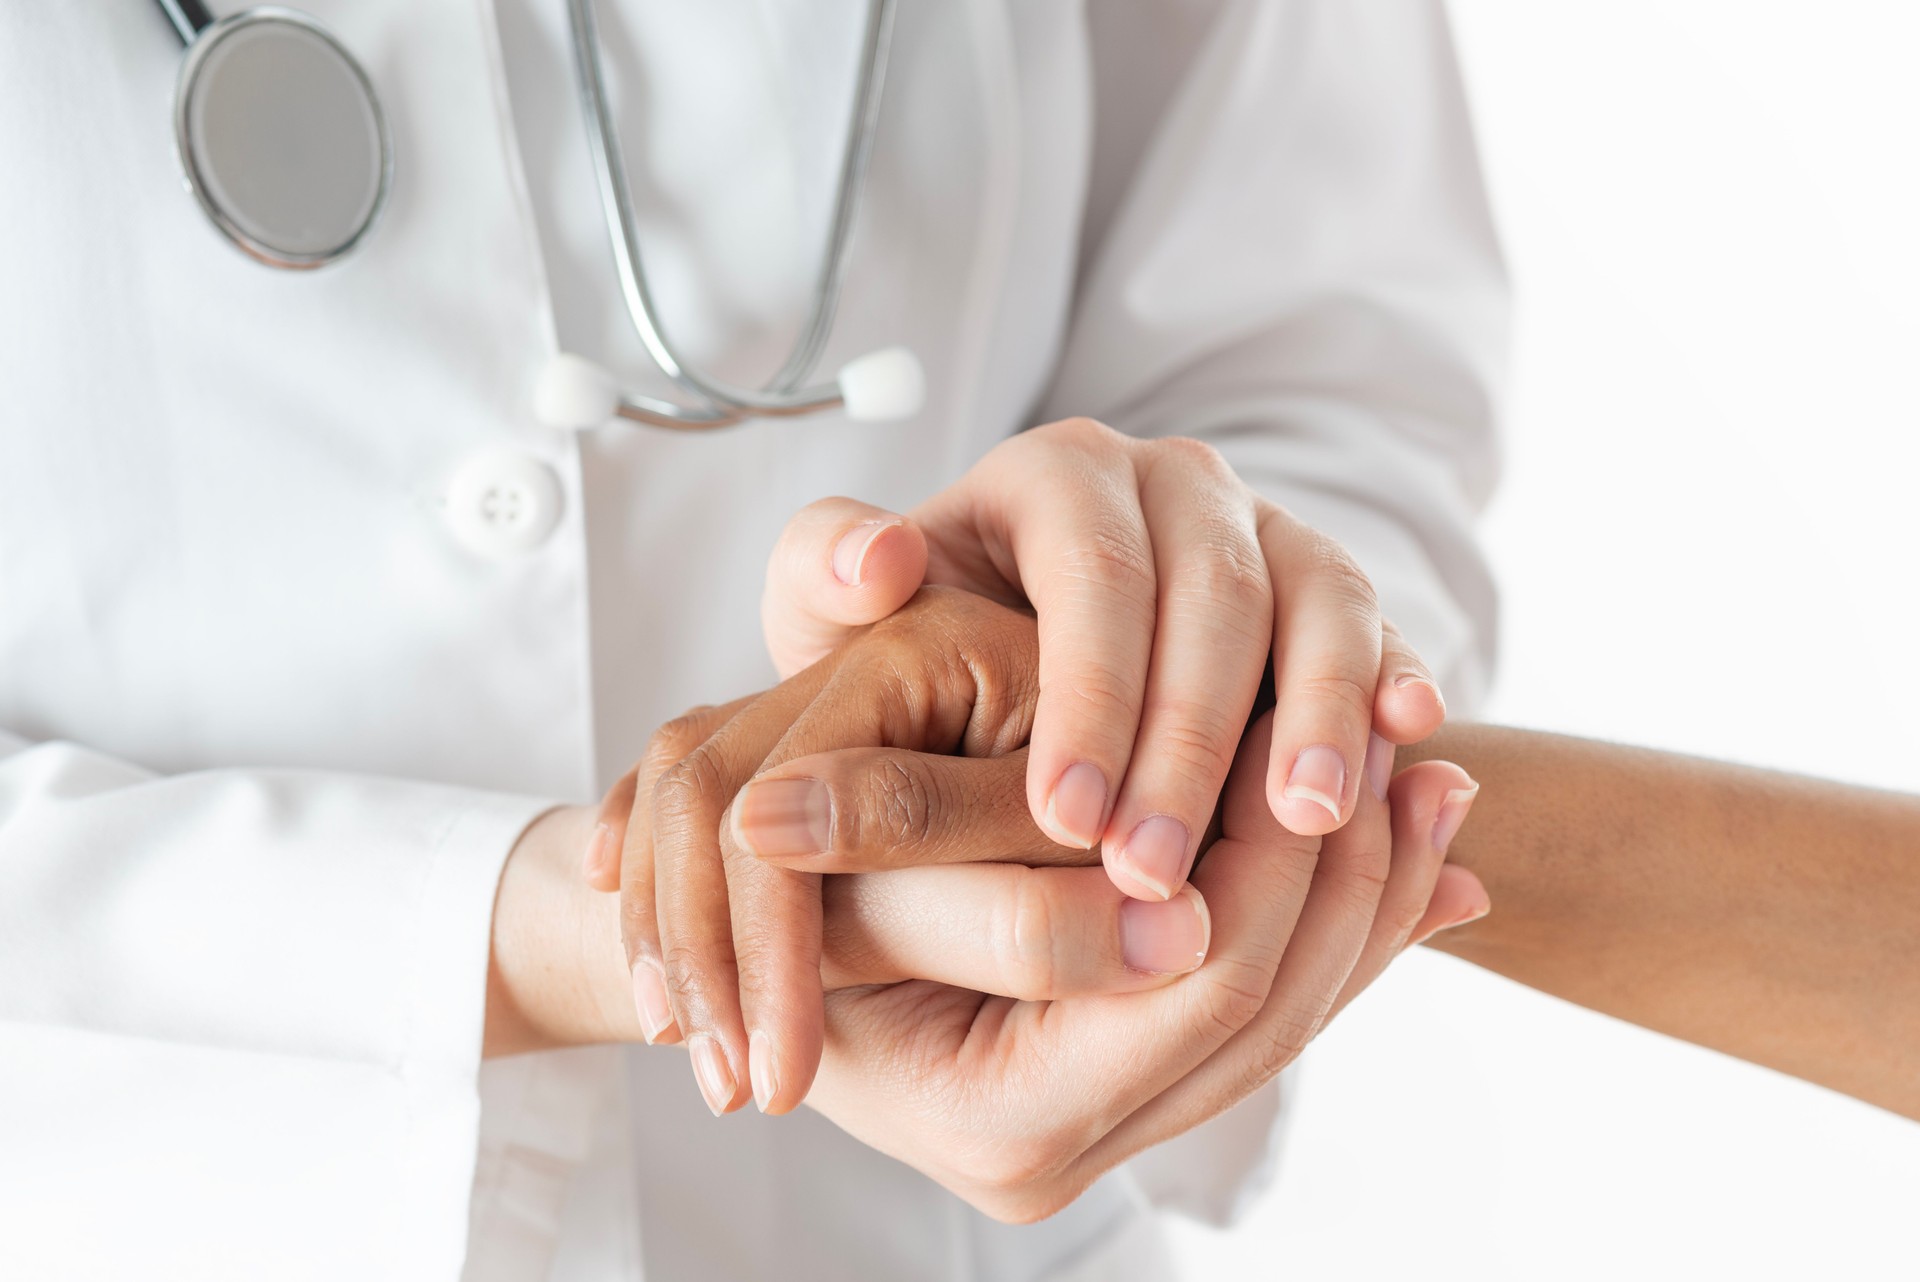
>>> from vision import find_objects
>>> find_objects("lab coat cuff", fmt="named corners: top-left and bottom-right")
top-left (397, 793), bottom-right (559, 1256)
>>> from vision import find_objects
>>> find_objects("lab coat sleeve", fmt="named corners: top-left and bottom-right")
top-left (1042, 0), bottom-right (1508, 1222)
top-left (1042, 0), bottom-right (1507, 710)
top-left (0, 728), bottom-right (555, 1281)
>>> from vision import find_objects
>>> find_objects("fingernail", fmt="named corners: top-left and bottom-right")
top-left (1044, 762), bottom-right (1108, 848)
top-left (1119, 886), bottom-right (1210, 974)
top-left (1363, 733), bottom-right (1395, 802)
top-left (749, 1029), bottom-right (778, 1113)
top-left (733, 778), bottom-right (832, 859)
top-left (1410, 896), bottom-right (1491, 948)
top-left (690, 1035), bottom-right (736, 1116)
top-left (631, 958), bottom-right (675, 1044)
top-left (831, 519), bottom-right (903, 586)
top-left (582, 822), bottom-right (614, 881)
top-left (1113, 815), bottom-right (1191, 900)
top-left (1282, 745), bottom-right (1346, 821)
top-left (1432, 783), bottom-right (1481, 856)
top-left (1394, 673), bottom-right (1447, 712)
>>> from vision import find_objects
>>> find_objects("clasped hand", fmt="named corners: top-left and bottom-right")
top-left (586, 587), bottom-right (1476, 1223)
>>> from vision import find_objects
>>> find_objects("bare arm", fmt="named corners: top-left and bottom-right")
top-left (1407, 725), bottom-right (1920, 1121)
top-left (486, 804), bottom-right (636, 1057)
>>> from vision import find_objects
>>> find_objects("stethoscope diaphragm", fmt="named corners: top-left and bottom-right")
top-left (162, 3), bottom-right (391, 269)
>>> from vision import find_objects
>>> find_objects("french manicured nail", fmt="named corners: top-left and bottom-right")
top-left (831, 519), bottom-right (902, 586)
top-left (1432, 783), bottom-right (1481, 856)
top-left (690, 1035), bottom-right (736, 1116)
top-left (1044, 762), bottom-right (1108, 848)
top-left (1410, 895), bottom-right (1491, 947)
top-left (749, 1029), bottom-right (778, 1113)
top-left (582, 822), bottom-right (614, 881)
top-left (1363, 733), bottom-right (1395, 802)
top-left (1119, 886), bottom-right (1210, 974)
top-left (1394, 673), bottom-right (1447, 712)
top-left (733, 778), bottom-right (831, 859)
top-left (1282, 744), bottom-right (1346, 820)
top-left (1113, 815), bottom-right (1191, 900)
top-left (631, 958), bottom-right (675, 1044)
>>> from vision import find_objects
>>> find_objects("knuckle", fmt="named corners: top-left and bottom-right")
top-left (1054, 528), bottom-right (1157, 603)
top-left (1172, 534), bottom-right (1272, 621)
top-left (1050, 664), bottom-right (1142, 726)
top-left (1305, 537), bottom-right (1379, 615)
top-left (643, 712), bottom-right (714, 781)
top-left (1039, 415), bottom-right (1124, 452)
top-left (619, 896), bottom-right (657, 946)
top-left (1252, 1006), bottom-right (1323, 1082)
top-left (1190, 956), bottom-right (1273, 1037)
top-left (866, 755), bottom-right (937, 851)
top-left (1326, 840), bottom-right (1393, 903)
top-left (1294, 670), bottom-right (1376, 725)
top-left (1139, 700), bottom-right (1241, 785)
top-left (1379, 895), bottom-right (1429, 953)
top-left (659, 941), bottom-right (730, 1002)
top-left (728, 913), bottom-right (783, 971)
top-left (1144, 435), bottom-right (1221, 466)
top-left (651, 748), bottom-right (730, 830)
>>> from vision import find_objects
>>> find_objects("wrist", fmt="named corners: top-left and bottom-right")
top-left (486, 804), bottom-right (641, 1056)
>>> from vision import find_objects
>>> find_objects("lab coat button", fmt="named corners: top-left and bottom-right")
top-left (444, 448), bottom-right (563, 559)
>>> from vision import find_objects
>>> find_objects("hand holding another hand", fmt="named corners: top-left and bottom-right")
top-left (578, 586), bottom-right (1484, 1221)
top-left (760, 418), bottom-right (1450, 903)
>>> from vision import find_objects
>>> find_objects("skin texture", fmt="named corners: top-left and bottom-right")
top-left (1403, 725), bottom-right (1920, 1122)
top-left (487, 704), bottom-right (1477, 1222)
top-left (585, 588), bottom-right (1472, 1121)
top-left (758, 419), bottom-right (1449, 905)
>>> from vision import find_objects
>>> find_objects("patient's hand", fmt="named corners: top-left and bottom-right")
top-left (586, 586), bottom-right (1484, 1220)
top-left (807, 716), bottom-right (1481, 1221)
top-left (603, 686), bottom-right (1481, 1220)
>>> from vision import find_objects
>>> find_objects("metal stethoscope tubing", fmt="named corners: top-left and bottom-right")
top-left (538, 0), bottom-right (924, 432)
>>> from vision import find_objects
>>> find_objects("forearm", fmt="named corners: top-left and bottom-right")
top-left (1407, 725), bottom-right (1920, 1119)
top-left (485, 805), bottom-right (639, 1056)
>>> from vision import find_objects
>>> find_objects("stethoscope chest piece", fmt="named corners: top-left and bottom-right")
top-left (170, 6), bottom-right (391, 269)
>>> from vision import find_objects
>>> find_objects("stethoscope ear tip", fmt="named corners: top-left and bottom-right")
top-left (837, 346), bottom-right (925, 423)
top-left (535, 351), bottom-right (621, 430)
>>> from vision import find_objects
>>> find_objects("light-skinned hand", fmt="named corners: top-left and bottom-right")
top-left (757, 419), bottom-right (1447, 903)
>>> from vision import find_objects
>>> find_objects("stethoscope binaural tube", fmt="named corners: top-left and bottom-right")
top-left (537, 0), bottom-right (925, 432)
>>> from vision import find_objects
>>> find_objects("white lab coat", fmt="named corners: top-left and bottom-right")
top-left (0, 1), bottom-right (1505, 1278)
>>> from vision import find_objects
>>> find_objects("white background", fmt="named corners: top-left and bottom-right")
top-left (1173, 3), bottom-right (1920, 1278)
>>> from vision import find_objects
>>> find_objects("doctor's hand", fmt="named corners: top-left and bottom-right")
top-left (758, 419), bottom-right (1447, 905)
top-left (582, 584), bottom-right (1484, 1130)
top-left (807, 718), bottom-right (1484, 1222)
top-left (580, 693), bottom-right (1484, 1222)
top-left (485, 796), bottom-right (1201, 1061)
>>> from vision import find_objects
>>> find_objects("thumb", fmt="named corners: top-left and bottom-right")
top-left (762, 497), bottom-right (930, 678)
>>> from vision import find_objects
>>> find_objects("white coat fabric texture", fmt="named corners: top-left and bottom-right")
top-left (0, 1), bottom-right (1506, 1279)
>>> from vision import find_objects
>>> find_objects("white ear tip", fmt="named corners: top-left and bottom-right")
top-left (837, 347), bottom-right (924, 423)
top-left (534, 352), bottom-right (619, 430)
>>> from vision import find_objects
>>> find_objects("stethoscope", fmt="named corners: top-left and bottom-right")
top-left (153, 0), bottom-right (923, 432)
